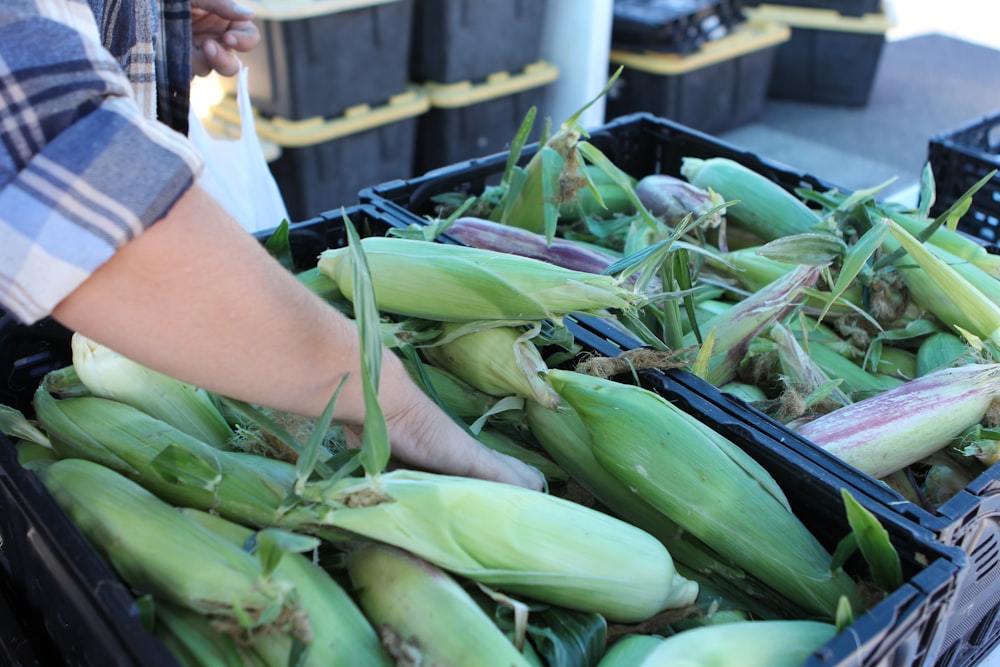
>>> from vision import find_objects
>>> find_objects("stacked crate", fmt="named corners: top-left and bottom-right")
top-left (605, 0), bottom-right (790, 135)
top-left (407, 0), bottom-right (558, 175)
top-left (743, 1), bottom-right (894, 106)
top-left (212, 0), bottom-right (423, 221)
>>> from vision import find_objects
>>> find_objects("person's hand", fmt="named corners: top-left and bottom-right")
top-left (191, 0), bottom-right (260, 77)
top-left (343, 386), bottom-right (546, 491)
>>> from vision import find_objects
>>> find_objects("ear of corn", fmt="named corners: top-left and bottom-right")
top-left (317, 237), bottom-right (640, 323)
top-left (886, 220), bottom-right (1000, 346)
top-left (524, 399), bottom-right (797, 621)
top-left (32, 387), bottom-right (319, 532)
top-left (632, 620), bottom-right (837, 667)
top-left (71, 333), bottom-right (234, 449)
top-left (152, 601), bottom-right (259, 667)
top-left (421, 322), bottom-right (561, 410)
top-left (683, 264), bottom-right (824, 386)
top-left (544, 369), bottom-right (861, 620)
top-left (318, 468), bottom-right (699, 623)
top-left (402, 359), bottom-right (499, 419)
top-left (40, 458), bottom-right (304, 641)
top-left (444, 216), bottom-right (623, 276)
top-left (680, 157), bottom-right (821, 241)
top-left (180, 508), bottom-right (393, 667)
top-left (346, 543), bottom-right (533, 667)
top-left (635, 173), bottom-right (724, 227)
top-left (796, 363), bottom-right (1000, 478)
top-left (595, 635), bottom-right (664, 667)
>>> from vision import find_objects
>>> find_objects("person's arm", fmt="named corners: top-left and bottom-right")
top-left (51, 185), bottom-right (545, 489)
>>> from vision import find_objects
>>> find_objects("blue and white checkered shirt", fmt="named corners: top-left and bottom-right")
top-left (0, 0), bottom-right (204, 324)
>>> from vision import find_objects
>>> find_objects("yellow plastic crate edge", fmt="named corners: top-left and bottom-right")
top-left (744, 4), bottom-right (895, 34)
top-left (208, 87), bottom-right (430, 148)
top-left (239, 0), bottom-right (401, 21)
top-left (421, 61), bottom-right (560, 109)
top-left (610, 21), bottom-right (791, 76)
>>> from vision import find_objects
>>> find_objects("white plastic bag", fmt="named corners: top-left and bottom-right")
top-left (188, 64), bottom-right (289, 234)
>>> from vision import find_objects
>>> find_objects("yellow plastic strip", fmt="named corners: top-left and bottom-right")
top-left (421, 61), bottom-right (561, 109)
top-left (239, 0), bottom-right (400, 21)
top-left (744, 5), bottom-right (895, 34)
top-left (610, 21), bottom-right (791, 76)
top-left (208, 88), bottom-right (430, 147)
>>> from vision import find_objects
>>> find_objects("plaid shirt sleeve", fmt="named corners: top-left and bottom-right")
top-left (0, 0), bottom-right (203, 324)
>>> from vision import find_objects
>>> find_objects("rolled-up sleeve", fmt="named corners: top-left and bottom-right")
top-left (0, 0), bottom-right (203, 324)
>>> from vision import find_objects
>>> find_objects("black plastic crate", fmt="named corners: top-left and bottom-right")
top-left (0, 553), bottom-right (67, 667)
top-left (219, 0), bottom-right (414, 120)
top-left (208, 89), bottom-right (428, 222)
top-left (928, 111), bottom-right (1000, 245)
top-left (409, 0), bottom-right (547, 85)
top-left (607, 20), bottom-right (788, 134)
top-left (745, 4), bottom-right (891, 106)
top-left (742, 0), bottom-right (881, 17)
top-left (0, 205), bottom-right (405, 666)
top-left (415, 61), bottom-right (558, 175)
top-left (359, 110), bottom-right (1000, 666)
top-left (362, 111), bottom-right (836, 224)
top-left (612, 0), bottom-right (747, 55)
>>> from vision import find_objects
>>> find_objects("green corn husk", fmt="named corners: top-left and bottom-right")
top-left (41, 458), bottom-right (304, 641)
top-left (32, 387), bottom-right (320, 532)
top-left (315, 468), bottom-right (699, 623)
top-left (180, 509), bottom-right (392, 667)
top-left (769, 322), bottom-right (852, 411)
top-left (807, 342), bottom-right (905, 399)
top-left (916, 332), bottom-right (974, 376)
top-left (684, 264), bottom-right (825, 386)
top-left (421, 322), bottom-right (562, 410)
top-left (475, 425), bottom-right (567, 483)
top-left (631, 620), bottom-right (837, 667)
top-left (317, 237), bottom-right (640, 323)
top-left (796, 363), bottom-right (1000, 478)
top-left (153, 601), bottom-right (263, 667)
top-left (524, 400), bottom-right (794, 621)
top-left (544, 369), bottom-right (862, 620)
top-left (347, 543), bottom-right (533, 667)
top-left (596, 635), bottom-right (664, 667)
top-left (403, 359), bottom-right (499, 419)
top-left (681, 157), bottom-right (822, 242)
top-left (886, 221), bottom-right (1000, 346)
top-left (71, 334), bottom-right (234, 449)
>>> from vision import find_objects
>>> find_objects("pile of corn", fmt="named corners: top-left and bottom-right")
top-left (0, 215), bottom-right (912, 664)
top-left (411, 98), bottom-right (1000, 515)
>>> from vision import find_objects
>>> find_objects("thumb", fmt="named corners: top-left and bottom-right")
top-left (191, 0), bottom-right (255, 20)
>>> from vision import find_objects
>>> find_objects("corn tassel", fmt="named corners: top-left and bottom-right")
top-left (71, 333), bottom-right (233, 448)
top-left (317, 237), bottom-right (640, 323)
top-left (181, 509), bottom-right (393, 667)
top-left (315, 469), bottom-right (699, 623)
top-left (544, 369), bottom-right (862, 619)
top-left (796, 363), bottom-right (1000, 478)
top-left (346, 543), bottom-right (533, 667)
top-left (41, 458), bottom-right (305, 641)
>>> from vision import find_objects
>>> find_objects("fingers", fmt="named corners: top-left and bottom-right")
top-left (195, 38), bottom-right (242, 77)
top-left (191, 0), bottom-right (256, 21)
